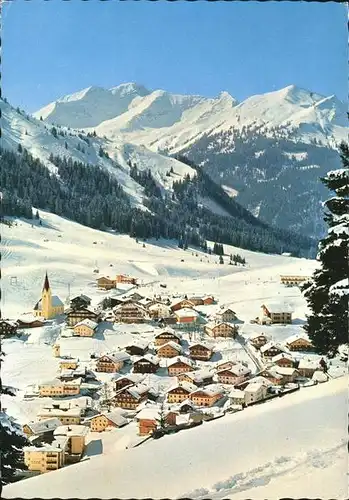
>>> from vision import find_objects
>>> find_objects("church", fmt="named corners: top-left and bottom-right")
top-left (33, 273), bottom-right (64, 320)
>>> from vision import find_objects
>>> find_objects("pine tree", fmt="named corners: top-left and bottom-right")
top-left (17, 144), bottom-right (22, 153)
top-left (302, 142), bottom-right (349, 357)
top-left (219, 254), bottom-right (224, 264)
top-left (0, 351), bottom-right (28, 484)
top-left (35, 210), bottom-right (40, 220)
top-left (51, 127), bottom-right (58, 138)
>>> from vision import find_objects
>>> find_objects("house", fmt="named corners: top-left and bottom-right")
top-left (216, 361), bottom-right (235, 372)
top-left (215, 308), bottom-right (237, 323)
top-left (189, 386), bottom-right (224, 407)
top-left (113, 373), bottom-right (145, 392)
top-left (236, 375), bottom-right (272, 391)
top-left (249, 333), bottom-right (270, 349)
top-left (133, 354), bottom-right (159, 374)
top-left (286, 334), bottom-right (314, 352)
top-left (170, 298), bottom-right (195, 312)
top-left (244, 382), bottom-right (268, 405)
top-left (70, 294), bottom-right (91, 310)
top-left (114, 302), bottom-right (147, 323)
top-left (66, 307), bottom-right (99, 327)
top-left (33, 273), bottom-right (64, 320)
top-left (178, 399), bottom-right (195, 414)
top-left (125, 340), bottom-right (149, 356)
top-left (298, 358), bottom-right (320, 378)
top-left (167, 356), bottom-right (195, 376)
top-left (274, 367), bottom-right (299, 383)
top-left (156, 341), bottom-right (182, 358)
top-left (115, 274), bottom-right (137, 285)
top-left (86, 411), bottom-right (128, 432)
top-left (188, 296), bottom-right (205, 306)
top-left (260, 303), bottom-right (293, 324)
top-left (136, 408), bottom-right (177, 436)
top-left (53, 425), bottom-right (89, 456)
top-left (73, 319), bottom-right (98, 337)
top-left (228, 389), bottom-right (245, 406)
top-left (166, 382), bottom-right (197, 403)
top-left (112, 384), bottom-right (149, 409)
top-left (174, 308), bottom-right (200, 324)
top-left (280, 275), bottom-right (311, 287)
top-left (188, 343), bottom-right (213, 361)
top-left (148, 302), bottom-right (172, 319)
top-left (0, 319), bottom-right (18, 337)
top-left (17, 314), bottom-right (45, 329)
top-left (58, 367), bottom-right (87, 382)
top-left (271, 353), bottom-right (294, 368)
top-left (205, 322), bottom-right (237, 338)
top-left (255, 369), bottom-right (284, 385)
top-left (154, 329), bottom-right (182, 346)
top-left (37, 407), bottom-right (83, 425)
top-left (41, 397), bottom-right (92, 416)
top-left (23, 436), bottom-right (69, 473)
top-left (96, 353), bottom-right (130, 373)
top-left (260, 341), bottom-right (287, 359)
top-left (97, 276), bottom-right (117, 290)
top-left (23, 418), bottom-right (62, 439)
top-left (177, 369), bottom-right (214, 386)
top-left (202, 295), bottom-right (215, 305)
top-left (59, 358), bottom-right (79, 371)
top-left (216, 364), bottom-right (251, 385)
top-left (38, 379), bottom-right (81, 397)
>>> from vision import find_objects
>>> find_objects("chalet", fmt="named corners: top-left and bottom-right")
top-left (59, 359), bottom-right (79, 371)
top-left (114, 302), bottom-right (147, 323)
top-left (216, 361), bottom-right (236, 372)
top-left (156, 341), bottom-right (182, 358)
top-left (133, 354), bottom-right (159, 374)
top-left (244, 382), bottom-right (267, 405)
top-left (70, 294), bottom-right (91, 310)
top-left (254, 369), bottom-right (284, 385)
top-left (205, 322), bottom-right (237, 338)
top-left (228, 389), bottom-right (245, 406)
top-left (178, 399), bottom-right (195, 413)
top-left (73, 319), bottom-right (98, 337)
top-left (177, 369), bottom-right (214, 386)
top-left (58, 367), bottom-right (87, 382)
top-left (148, 302), bottom-right (172, 319)
top-left (215, 308), bottom-right (237, 323)
top-left (136, 408), bottom-right (177, 436)
top-left (170, 298), bottom-right (195, 312)
top-left (125, 340), bottom-right (149, 356)
top-left (37, 407), bottom-right (83, 425)
top-left (158, 316), bottom-right (178, 326)
top-left (38, 379), bottom-right (81, 397)
top-left (115, 274), bottom-right (137, 285)
top-left (286, 334), bottom-right (313, 352)
top-left (112, 384), bottom-right (149, 409)
top-left (53, 425), bottom-right (89, 457)
top-left (113, 373), bottom-right (145, 392)
top-left (17, 314), bottom-right (44, 329)
top-left (202, 295), bottom-right (215, 305)
top-left (66, 307), bottom-right (99, 327)
top-left (188, 343), bottom-right (213, 361)
top-left (189, 386), bottom-right (224, 407)
top-left (280, 275), bottom-right (311, 287)
top-left (274, 367), bottom-right (299, 383)
top-left (236, 375), bottom-right (272, 391)
top-left (260, 342), bottom-right (287, 360)
top-left (260, 303), bottom-right (293, 325)
top-left (167, 356), bottom-right (195, 376)
top-left (298, 359), bottom-right (320, 378)
top-left (188, 296), bottom-right (205, 306)
top-left (24, 437), bottom-right (68, 473)
top-left (154, 329), bottom-right (182, 346)
top-left (249, 333), bottom-right (270, 349)
top-left (23, 418), bottom-right (62, 439)
top-left (97, 276), bottom-right (116, 290)
top-left (0, 319), bottom-right (18, 337)
top-left (96, 352), bottom-right (130, 373)
top-left (216, 364), bottom-right (251, 385)
top-left (174, 308), bottom-right (201, 325)
top-left (271, 353), bottom-right (294, 368)
top-left (166, 382), bottom-right (197, 403)
top-left (86, 411), bottom-right (128, 432)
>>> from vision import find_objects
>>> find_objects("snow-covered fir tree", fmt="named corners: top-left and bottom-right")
top-left (302, 142), bottom-right (349, 357)
top-left (0, 352), bottom-right (28, 485)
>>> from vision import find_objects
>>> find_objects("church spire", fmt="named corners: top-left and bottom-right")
top-left (43, 272), bottom-right (50, 292)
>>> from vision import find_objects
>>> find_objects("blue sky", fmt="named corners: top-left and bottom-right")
top-left (2, 1), bottom-right (347, 112)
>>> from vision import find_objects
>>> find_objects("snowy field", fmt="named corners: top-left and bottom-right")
top-left (1, 210), bottom-right (347, 498)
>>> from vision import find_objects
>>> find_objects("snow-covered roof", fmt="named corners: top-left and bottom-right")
top-left (168, 356), bottom-right (195, 367)
top-left (17, 313), bottom-right (43, 323)
top-left (272, 353), bottom-right (294, 363)
top-left (155, 329), bottom-right (181, 339)
top-left (274, 367), bottom-right (298, 376)
top-left (189, 342), bottom-right (212, 351)
top-left (182, 369), bottom-right (213, 383)
top-left (74, 319), bottom-right (98, 330)
top-left (261, 303), bottom-right (293, 313)
top-left (190, 386), bottom-right (223, 397)
top-left (92, 411), bottom-right (128, 427)
top-left (298, 358), bottom-right (320, 369)
top-left (53, 424), bottom-right (89, 437)
top-left (167, 381), bottom-right (197, 394)
top-left (205, 321), bottom-right (234, 330)
top-left (245, 382), bottom-right (265, 393)
top-left (34, 295), bottom-right (64, 311)
top-left (113, 373), bottom-right (145, 384)
top-left (174, 308), bottom-right (200, 318)
top-left (37, 407), bottom-right (82, 418)
top-left (312, 370), bottom-right (328, 383)
top-left (246, 376), bottom-right (272, 387)
top-left (285, 333), bottom-right (311, 345)
top-left (127, 383), bottom-right (149, 399)
top-left (224, 363), bottom-right (251, 376)
top-left (249, 332), bottom-right (269, 341)
top-left (126, 339), bottom-right (149, 349)
top-left (98, 352), bottom-right (130, 363)
top-left (134, 353), bottom-right (159, 365)
top-left (216, 308), bottom-right (236, 315)
top-left (25, 418), bottom-right (62, 435)
top-left (136, 408), bottom-right (173, 420)
top-left (260, 341), bottom-right (286, 354)
top-left (156, 341), bottom-right (182, 352)
top-left (228, 389), bottom-right (245, 399)
top-left (59, 358), bottom-right (79, 365)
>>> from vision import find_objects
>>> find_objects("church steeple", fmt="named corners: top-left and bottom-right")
top-left (43, 272), bottom-right (50, 292)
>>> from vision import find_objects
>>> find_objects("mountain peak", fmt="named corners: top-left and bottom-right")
top-left (110, 82), bottom-right (150, 98)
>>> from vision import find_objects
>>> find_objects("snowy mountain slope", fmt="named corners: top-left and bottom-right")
top-left (3, 374), bottom-right (347, 499)
top-left (33, 83), bottom-right (150, 128)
